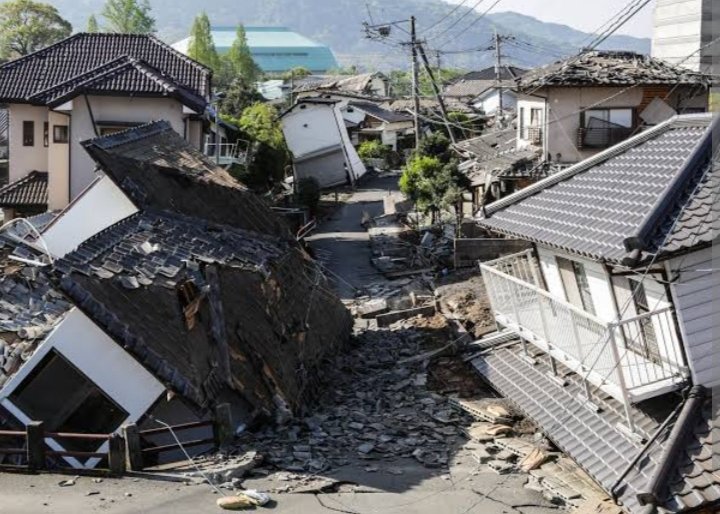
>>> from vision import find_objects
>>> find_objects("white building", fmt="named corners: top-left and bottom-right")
top-left (473, 113), bottom-right (719, 514)
top-left (652, 0), bottom-right (720, 75)
top-left (280, 98), bottom-right (366, 189)
top-left (0, 33), bottom-right (211, 219)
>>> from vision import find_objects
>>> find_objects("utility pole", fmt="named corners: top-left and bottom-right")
top-left (417, 43), bottom-right (456, 144)
top-left (494, 28), bottom-right (503, 124)
top-left (410, 16), bottom-right (421, 149)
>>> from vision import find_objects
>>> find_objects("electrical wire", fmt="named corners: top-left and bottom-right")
top-left (423, 0), bottom-right (471, 35)
top-left (425, 0), bottom-right (488, 42)
top-left (438, 0), bottom-right (505, 47)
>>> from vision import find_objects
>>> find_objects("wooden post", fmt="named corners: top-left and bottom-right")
top-left (108, 433), bottom-right (126, 476)
top-left (214, 403), bottom-right (233, 448)
top-left (122, 424), bottom-right (143, 472)
top-left (26, 421), bottom-right (45, 471)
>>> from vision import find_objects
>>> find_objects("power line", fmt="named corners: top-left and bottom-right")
top-left (426, 0), bottom-right (488, 42)
top-left (423, 0), bottom-right (471, 35)
top-left (442, 0), bottom-right (505, 46)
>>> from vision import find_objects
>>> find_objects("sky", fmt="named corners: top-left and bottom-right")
top-left (446, 0), bottom-right (656, 38)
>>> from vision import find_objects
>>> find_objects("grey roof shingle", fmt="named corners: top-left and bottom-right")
top-left (477, 115), bottom-right (719, 265)
top-left (28, 56), bottom-right (206, 112)
top-left (520, 50), bottom-right (713, 90)
top-left (0, 33), bottom-right (210, 104)
top-left (444, 67), bottom-right (526, 99)
top-left (0, 171), bottom-right (48, 208)
top-left (348, 101), bottom-right (413, 124)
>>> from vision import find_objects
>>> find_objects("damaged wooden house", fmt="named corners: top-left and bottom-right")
top-left (0, 121), bottom-right (351, 470)
top-left (515, 50), bottom-right (714, 166)
top-left (473, 113), bottom-right (719, 513)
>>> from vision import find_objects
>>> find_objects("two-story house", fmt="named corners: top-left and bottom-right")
top-left (515, 50), bottom-right (712, 166)
top-left (473, 113), bottom-right (718, 513)
top-left (0, 33), bottom-right (212, 220)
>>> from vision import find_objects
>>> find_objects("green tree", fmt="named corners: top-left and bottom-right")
top-left (0, 0), bottom-right (72, 59)
top-left (238, 102), bottom-right (286, 150)
top-left (87, 14), bottom-right (99, 33)
top-left (186, 12), bottom-right (219, 70)
top-left (218, 78), bottom-right (263, 120)
top-left (399, 155), bottom-right (467, 220)
top-left (100, 0), bottom-right (155, 34)
top-left (224, 24), bottom-right (261, 83)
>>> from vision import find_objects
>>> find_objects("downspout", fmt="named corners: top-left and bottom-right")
top-left (636, 385), bottom-right (706, 507)
top-left (660, 262), bottom-right (691, 376)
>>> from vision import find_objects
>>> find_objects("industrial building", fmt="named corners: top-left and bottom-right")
top-left (172, 26), bottom-right (338, 74)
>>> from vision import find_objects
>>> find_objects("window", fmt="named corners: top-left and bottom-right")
top-left (10, 350), bottom-right (128, 452)
top-left (583, 108), bottom-right (633, 128)
top-left (519, 107), bottom-right (525, 136)
top-left (581, 108), bottom-right (634, 148)
top-left (43, 122), bottom-right (49, 147)
top-left (53, 125), bottom-right (69, 143)
top-left (22, 121), bottom-right (34, 146)
top-left (556, 257), bottom-right (596, 315)
top-left (627, 278), bottom-right (660, 362)
top-left (530, 108), bottom-right (543, 127)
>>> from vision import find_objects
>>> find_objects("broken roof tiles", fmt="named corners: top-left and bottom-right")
top-left (520, 51), bottom-right (713, 90)
top-left (0, 239), bottom-right (72, 386)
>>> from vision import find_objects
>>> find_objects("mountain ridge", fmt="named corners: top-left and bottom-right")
top-left (47, 0), bottom-right (651, 70)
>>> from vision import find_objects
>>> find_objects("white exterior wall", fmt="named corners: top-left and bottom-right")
top-left (668, 246), bottom-right (720, 388)
top-left (41, 175), bottom-right (138, 258)
top-left (47, 111), bottom-right (71, 210)
top-left (516, 95), bottom-right (546, 153)
top-left (652, 0), bottom-right (720, 75)
top-left (282, 104), bottom-right (343, 158)
top-left (0, 308), bottom-right (165, 468)
top-left (473, 90), bottom-right (518, 115)
top-left (69, 96), bottom-right (187, 201)
top-left (7, 104), bottom-right (48, 182)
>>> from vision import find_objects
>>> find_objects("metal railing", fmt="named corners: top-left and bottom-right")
top-left (480, 250), bottom-right (686, 407)
top-left (520, 126), bottom-right (543, 145)
top-left (204, 142), bottom-right (248, 166)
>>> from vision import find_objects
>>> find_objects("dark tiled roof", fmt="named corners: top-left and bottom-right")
top-left (0, 238), bottom-right (72, 386)
top-left (28, 56), bottom-right (206, 112)
top-left (0, 109), bottom-right (7, 143)
top-left (349, 101), bottom-right (413, 124)
top-left (478, 115), bottom-right (718, 264)
top-left (454, 66), bottom-right (527, 82)
top-left (520, 51), bottom-right (713, 90)
top-left (444, 67), bottom-right (526, 99)
top-left (0, 33), bottom-right (210, 103)
top-left (82, 121), bottom-right (288, 236)
top-left (55, 211), bottom-right (352, 411)
top-left (0, 171), bottom-right (48, 208)
top-left (660, 395), bottom-right (720, 511)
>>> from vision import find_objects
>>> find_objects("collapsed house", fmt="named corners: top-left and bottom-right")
top-left (293, 72), bottom-right (391, 100)
top-left (0, 121), bottom-right (351, 468)
top-left (516, 50), bottom-right (714, 165)
top-left (473, 113), bottom-right (719, 513)
top-left (280, 98), bottom-right (367, 189)
top-left (453, 126), bottom-right (541, 214)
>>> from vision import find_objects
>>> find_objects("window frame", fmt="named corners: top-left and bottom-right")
top-left (53, 124), bottom-right (69, 144)
top-left (22, 121), bottom-right (35, 147)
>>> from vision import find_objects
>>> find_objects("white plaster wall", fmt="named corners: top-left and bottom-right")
top-left (0, 308), bottom-right (165, 468)
top-left (474, 91), bottom-right (518, 115)
top-left (282, 104), bottom-right (343, 157)
top-left (47, 111), bottom-right (71, 210)
top-left (42, 175), bottom-right (138, 258)
top-left (536, 246), bottom-right (618, 323)
top-left (69, 96), bottom-right (187, 201)
top-left (7, 104), bottom-right (49, 182)
top-left (516, 95), bottom-right (546, 152)
top-left (334, 106), bottom-right (366, 181)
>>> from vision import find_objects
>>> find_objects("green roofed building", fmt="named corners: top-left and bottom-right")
top-left (172, 26), bottom-right (338, 74)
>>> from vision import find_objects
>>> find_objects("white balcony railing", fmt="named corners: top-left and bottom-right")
top-left (480, 250), bottom-right (687, 409)
top-left (204, 142), bottom-right (248, 166)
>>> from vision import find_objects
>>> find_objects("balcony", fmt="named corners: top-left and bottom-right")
top-left (204, 142), bottom-right (248, 167)
top-left (520, 126), bottom-right (543, 145)
top-left (480, 250), bottom-right (687, 407)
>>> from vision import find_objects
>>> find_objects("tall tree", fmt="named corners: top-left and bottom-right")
top-left (224, 24), bottom-right (261, 83)
top-left (87, 14), bottom-right (100, 33)
top-left (100, 0), bottom-right (155, 34)
top-left (0, 0), bottom-right (72, 59)
top-left (187, 12), bottom-right (219, 70)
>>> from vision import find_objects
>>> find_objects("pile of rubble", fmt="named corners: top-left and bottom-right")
top-left (366, 213), bottom-right (454, 277)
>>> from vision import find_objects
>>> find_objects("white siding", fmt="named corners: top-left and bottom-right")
top-left (669, 246), bottom-right (720, 388)
top-left (41, 175), bottom-right (138, 258)
top-left (7, 104), bottom-right (49, 182)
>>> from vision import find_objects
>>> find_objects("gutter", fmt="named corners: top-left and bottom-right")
top-left (636, 385), bottom-right (706, 507)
